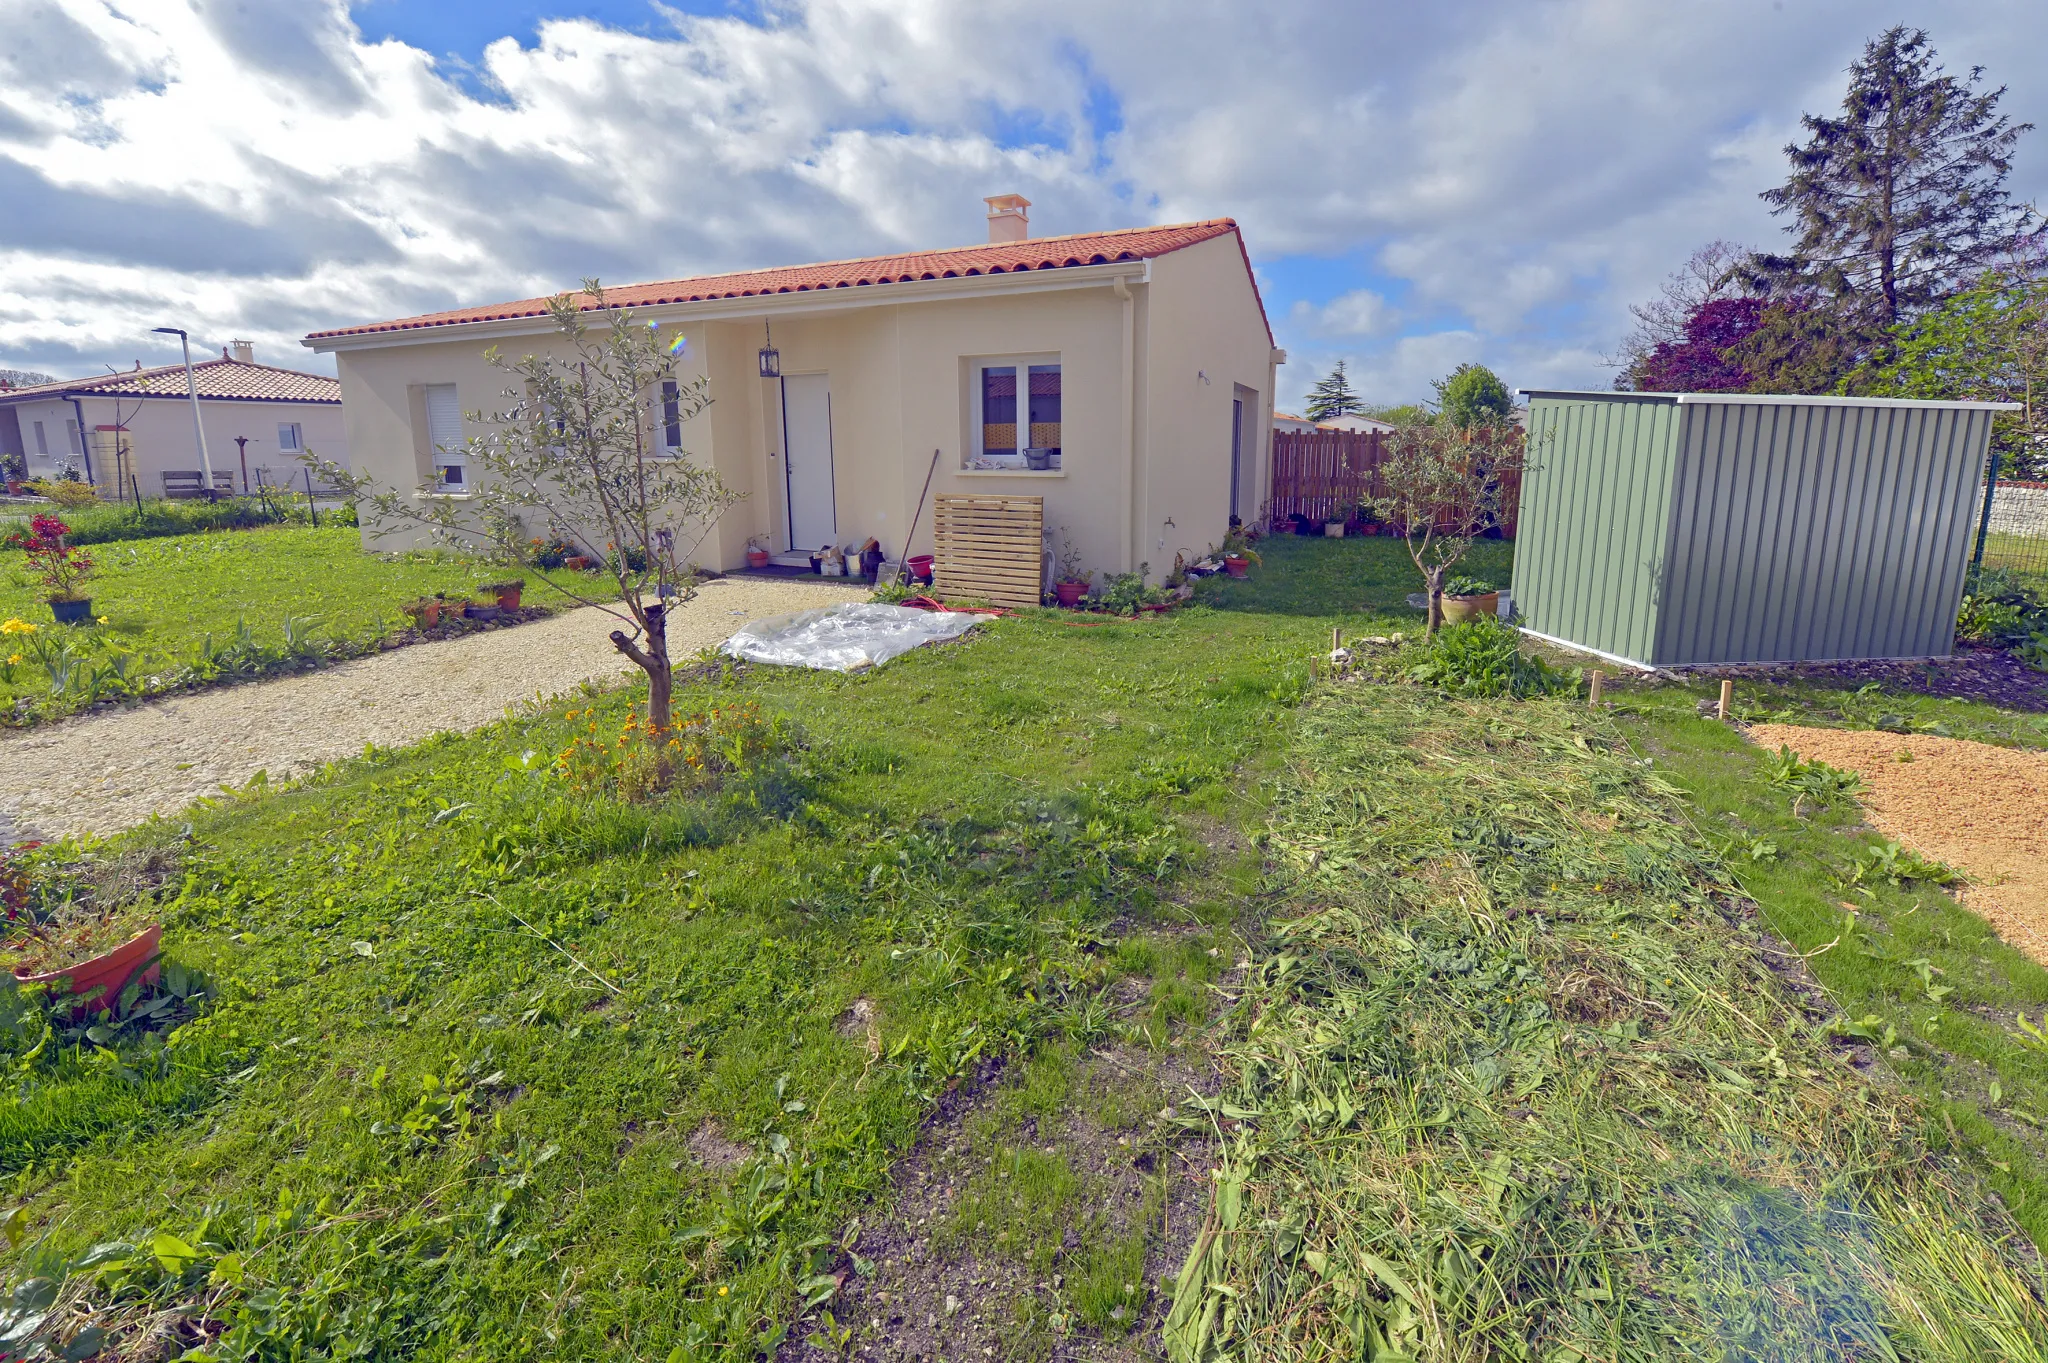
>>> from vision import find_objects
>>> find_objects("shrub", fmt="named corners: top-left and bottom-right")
top-left (0, 497), bottom-right (312, 549)
top-left (1405, 615), bottom-right (1577, 699)
top-left (1956, 568), bottom-right (2047, 647)
top-left (24, 479), bottom-right (98, 510)
top-left (1442, 574), bottom-right (1495, 596)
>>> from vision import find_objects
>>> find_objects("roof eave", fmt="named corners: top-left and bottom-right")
top-left (304, 256), bottom-right (1157, 354)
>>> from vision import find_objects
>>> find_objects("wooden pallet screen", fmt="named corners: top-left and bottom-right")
top-left (1268, 430), bottom-right (1520, 538)
top-left (933, 494), bottom-right (1044, 608)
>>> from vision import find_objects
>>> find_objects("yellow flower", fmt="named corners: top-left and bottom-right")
top-left (96, 615), bottom-right (109, 625)
top-left (717, 1286), bottom-right (729, 1297)
top-left (0, 618), bottom-right (35, 636)
top-left (5, 654), bottom-right (18, 666)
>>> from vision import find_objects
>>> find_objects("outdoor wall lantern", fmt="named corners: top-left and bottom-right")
top-left (757, 322), bottom-right (781, 379)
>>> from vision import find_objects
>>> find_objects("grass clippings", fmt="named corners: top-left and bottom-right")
top-left (1170, 685), bottom-right (2048, 1362)
top-left (1749, 724), bottom-right (2048, 969)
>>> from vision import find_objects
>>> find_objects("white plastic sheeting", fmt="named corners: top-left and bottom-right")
top-left (720, 603), bottom-right (987, 671)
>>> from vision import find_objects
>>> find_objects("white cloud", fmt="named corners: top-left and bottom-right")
top-left (1, 0), bottom-right (2043, 400)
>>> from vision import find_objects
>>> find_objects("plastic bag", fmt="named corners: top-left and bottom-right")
top-left (720, 602), bottom-right (987, 671)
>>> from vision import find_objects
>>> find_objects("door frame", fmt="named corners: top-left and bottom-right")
top-left (778, 372), bottom-right (838, 549)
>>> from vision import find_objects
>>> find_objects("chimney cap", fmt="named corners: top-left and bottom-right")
top-left (984, 194), bottom-right (1031, 243)
top-left (230, 339), bottom-right (255, 363)
top-left (983, 193), bottom-right (1031, 212)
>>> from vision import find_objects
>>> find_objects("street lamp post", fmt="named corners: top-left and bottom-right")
top-left (151, 327), bottom-right (216, 497)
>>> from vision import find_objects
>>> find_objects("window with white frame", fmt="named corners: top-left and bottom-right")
top-left (277, 422), bottom-right (303, 452)
top-left (966, 356), bottom-right (1060, 470)
top-left (659, 380), bottom-right (683, 455)
top-left (423, 384), bottom-right (466, 489)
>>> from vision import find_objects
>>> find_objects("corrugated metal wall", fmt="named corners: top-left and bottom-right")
top-left (1512, 396), bottom-right (1680, 663)
top-left (1655, 400), bottom-right (1994, 664)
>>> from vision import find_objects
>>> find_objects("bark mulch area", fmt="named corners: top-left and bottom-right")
top-left (1682, 645), bottom-right (2048, 712)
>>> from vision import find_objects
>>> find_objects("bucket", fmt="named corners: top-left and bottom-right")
top-left (906, 553), bottom-right (935, 584)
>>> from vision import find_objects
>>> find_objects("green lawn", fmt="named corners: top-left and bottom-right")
top-left (7, 535), bottom-right (2048, 1362)
top-left (1, 525), bottom-right (527, 720)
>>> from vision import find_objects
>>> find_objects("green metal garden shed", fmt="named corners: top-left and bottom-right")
top-left (1511, 391), bottom-right (2017, 668)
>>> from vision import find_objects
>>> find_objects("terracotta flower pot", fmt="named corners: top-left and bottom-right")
top-left (419, 601), bottom-right (442, 628)
top-left (1055, 580), bottom-right (1088, 607)
top-left (1439, 592), bottom-right (1499, 625)
top-left (565, 555), bottom-right (591, 571)
top-left (1223, 555), bottom-right (1249, 579)
top-left (746, 549), bottom-right (771, 569)
top-left (494, 585), bottom-right (523, 611)
top-left (15, 923), bottom-right (163, 1019)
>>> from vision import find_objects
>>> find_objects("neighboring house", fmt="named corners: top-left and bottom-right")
top-left (0, 344), bottom-right (344, 496)
top-left (1316, 413), bottom-right (1397, 435)
top-left (1273, 411), bottom-right (1317, 433)
top-left (303, 197), bottom-right (1281, 575)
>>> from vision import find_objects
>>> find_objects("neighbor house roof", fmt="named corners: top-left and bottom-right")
top-left (307, 219), bottom-right (1268, 343)
top-left (0, 358), bottom-right (340, 406)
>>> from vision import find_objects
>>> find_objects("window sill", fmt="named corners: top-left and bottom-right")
top-left (414, 490), bottom-right (475, 501)
top-left (957, 468), bottom-right (1066, 479)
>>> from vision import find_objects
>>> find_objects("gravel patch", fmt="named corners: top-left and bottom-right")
top-left (1749, 723), bottom-right (2048, 966)
top-left (0, 577), bottom-right (864, 842)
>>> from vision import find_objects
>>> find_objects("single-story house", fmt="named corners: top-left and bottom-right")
top-left (1315, 413), bottom-right (1397, 435)
top-left (1273, 411), bottom-right (1318, 433)
top-left (0, 344), bottom-right (344, 496)
top-left (302, 196), bottom-right (1282, 578)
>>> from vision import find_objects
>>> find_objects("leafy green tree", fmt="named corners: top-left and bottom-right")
top-left (1364, 402), bottom-right (1432, 426)
top-left (1431, 363), bottom-right (1513, 428)
top-left (1720, 302), bottom-right (1876, 395)
top-left (1369, 421), bottom-right (1527, 636)
top-left (1860, 258), bottom-right (2048, 478)
top-left (1304, 360), bottom-right (1364, 422)
top-left (313, 282), bottom-right (742, 770)
top-left (1750, 26), bottom-right (2037, 329)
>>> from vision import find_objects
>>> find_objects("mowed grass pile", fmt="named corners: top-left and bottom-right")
top-left (0, 606), bottom-right (1324, 1360)
top-left (0, 525), bottom-right (514, 719)
top-left (1171, 685), bottom-right (2048, 1362)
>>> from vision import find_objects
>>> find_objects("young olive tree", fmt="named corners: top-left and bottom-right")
top-left (1369, 421), bottom-right (1528, 636)
top-left (309, 282), bottom-right (742, 761)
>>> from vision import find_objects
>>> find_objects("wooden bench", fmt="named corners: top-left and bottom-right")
top-left (161, 470), bottom-right (237, 499)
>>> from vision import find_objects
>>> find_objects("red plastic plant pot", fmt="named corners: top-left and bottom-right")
top-left (1223, 556), bottom-right (1249, 578)
top-left (14, 923), bottom-right (163, 1020)
top-left (1055, 581), bottom-right (1088, 607)
top-left (746, 549), bottom-right (771, 569)
top-left (906, 554), bottom-right (935, 585)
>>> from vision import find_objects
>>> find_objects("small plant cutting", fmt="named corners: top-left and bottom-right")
top-left (1053, 528), bottom-right (1089, 606)
top-left (12, 513), bottom-right (96, 625)
top-left (312, 282), bottom-right (743, 790)
top-left (1369, 420), bottom-right (1527, 635)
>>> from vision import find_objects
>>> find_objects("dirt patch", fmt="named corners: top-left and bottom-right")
top-left (685, 1122), bottom-right (751, 1172)
top-left (779, 1047), bottom-right (1219, 1363)
top-left (1748, 724), bottom-right (2048, 965)
top-left (1683, 645), bottom-right (2048, 712)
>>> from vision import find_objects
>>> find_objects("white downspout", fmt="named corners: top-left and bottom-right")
top-left (1114, 271), bottom-right (1137, 572)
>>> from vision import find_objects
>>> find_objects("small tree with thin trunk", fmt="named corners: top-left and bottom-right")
top-left (1369, 421), bottom-right (1528, 636)
top-left (308, 282), bottom-right (742, 781)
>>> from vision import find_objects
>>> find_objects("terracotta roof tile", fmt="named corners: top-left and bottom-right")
top-left (307, 219), bottom-right (1251, 341)
top-left (0, 358), bottom-right (339, 405)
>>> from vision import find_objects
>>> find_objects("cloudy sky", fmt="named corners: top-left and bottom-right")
top-left (2, 0), bottom-right (2045, 409)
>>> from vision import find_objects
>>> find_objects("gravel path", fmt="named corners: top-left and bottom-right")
top-left (0, 577), bottom-right (864, 842)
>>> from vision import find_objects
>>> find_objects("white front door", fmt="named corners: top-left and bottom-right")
top-left (781, 373), bottom-right (837, 549)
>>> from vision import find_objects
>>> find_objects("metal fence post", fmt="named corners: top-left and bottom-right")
top-left (1971, 447), bottom-right (2003, 572)
top-left (303, 466), bottom-right (320, 528)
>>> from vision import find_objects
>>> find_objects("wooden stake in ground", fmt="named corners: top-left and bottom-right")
top-left (1332, 626), bottom-right (1343, 652)
top-left (1588, 670), bottom-right (1604, 709)
top-left (1719, 679), bottom-right (1734, 722)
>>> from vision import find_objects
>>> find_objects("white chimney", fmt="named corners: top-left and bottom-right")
top-left (231, 339), bottom-right (255, 363)
top-left (984, 194), bottom-right (1030, 244)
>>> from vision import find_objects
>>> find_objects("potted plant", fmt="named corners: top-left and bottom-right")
top-left (481, 579), bottom-right (524, 611)
top-left (399, 598), bottom-right (433, 630)
top-left (1, 450), bottom-right (25, 496)
top-left (745, 535), bottom-right (771, 570)
top-left (1438, 574), bottom-right (1500, 624)
top-left (1219, 526), bottom-right (1261, 579)
top-left (18, 514), bottom-right (94, 625)
top-left (564, 553), bottom-right (592, 571)
top-left (2, 843), bottom-right (163, 1021)
top-left (1323, 516), bottom-right (1345, 537)
top-left (1053, 531), bottom-right (1089, 607)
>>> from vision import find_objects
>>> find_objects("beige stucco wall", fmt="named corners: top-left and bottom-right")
top-left (322, 230), bottom-right (1275, 583)
top-left (4, 394), bottom-right (345, 494)
top-left (1138, 233), bottom-right (1276, 568)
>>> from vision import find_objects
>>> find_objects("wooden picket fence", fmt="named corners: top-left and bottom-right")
top-left (1266, 430), bottom-right (1520, 538)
